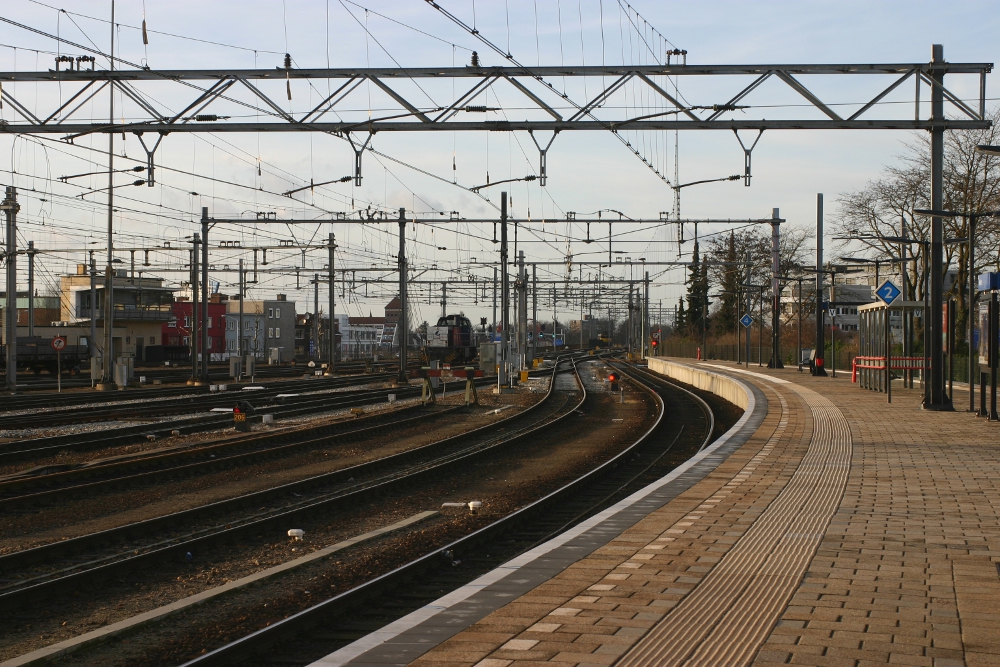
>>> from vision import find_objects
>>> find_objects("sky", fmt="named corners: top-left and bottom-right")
top-left (0, 0), bottom-right (997, 327)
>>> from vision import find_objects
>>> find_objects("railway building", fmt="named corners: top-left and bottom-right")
top-left (224, 294), bottom-right (296, 363)
top-left (58, 267), bottom-right (173, 363)
top-left (162, 295), bottom-right (228, 363)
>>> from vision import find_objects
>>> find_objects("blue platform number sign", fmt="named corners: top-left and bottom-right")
top-left (876, 280), bottom-right (901, 305)
top-left (740, 313), bottom-right (753, 328)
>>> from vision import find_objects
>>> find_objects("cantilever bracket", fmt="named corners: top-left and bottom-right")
top-left (528, 129), bottom-right (560, 186)
top-left (346, 132), bottom-right (374, 186)
top-left (134, 131), bottom-right (166, 186)
top-left (733, 129), bottom-right (765, 186)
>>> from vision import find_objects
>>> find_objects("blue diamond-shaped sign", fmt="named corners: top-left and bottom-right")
top-left (740, 313), bottom-right (753, 328)
top-left (876, 280), bottom-right (901, 305)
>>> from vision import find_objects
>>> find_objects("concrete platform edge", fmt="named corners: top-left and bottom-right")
top-left (319, 363), bottom-right (768, 667)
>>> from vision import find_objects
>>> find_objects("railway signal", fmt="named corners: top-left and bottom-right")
top-left (51, 337), bottom-right (67, 393)
top-left (233, 405), bottom-right (249, 432)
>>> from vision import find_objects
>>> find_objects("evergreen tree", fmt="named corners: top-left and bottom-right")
top-left (675, 297), bottom-right (686, 333)
top-left (714, 232), bottom-right (740, 334)
top-left (686, 242), bottom-right (710, 336)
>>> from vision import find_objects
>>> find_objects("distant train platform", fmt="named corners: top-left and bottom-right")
top-left (313, 358), bottom-right (1000, 667)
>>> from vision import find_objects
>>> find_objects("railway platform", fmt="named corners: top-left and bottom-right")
top-left (317, 357), bottom-right (1000, 667)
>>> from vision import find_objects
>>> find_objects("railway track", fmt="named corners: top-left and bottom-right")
top-left (0, 403), bottom-right (462, 509)
top-left (4, 366), bottom-right (305, 395)
top-left (0, 357), bottom-right (580, 612)
top-left (173, 357), bottom-right (717, 667)
top-left (0, 369), bottom-right (527, 466)
top-left (0, 374), bottom-right (400, 429)
top-left (0, 360), bottom-right (404, 407)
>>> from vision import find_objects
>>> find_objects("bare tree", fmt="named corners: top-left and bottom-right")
top-left (836, 107), bottom-right (1000, 348)
top-left (706, 226), bottom-right (811, 334)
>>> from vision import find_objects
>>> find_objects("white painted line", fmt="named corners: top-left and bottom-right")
top-left (1, 511), bottom-right (439, 667)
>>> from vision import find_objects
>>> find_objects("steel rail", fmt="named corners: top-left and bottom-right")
top-left (0, 372), bottom-right (493, 465)
top-left (0, 358), bottom-right (580, 610)
top-left (0, 374), bottom-right (395, 429)
top-left (178, 355), bottom-right (711, 667)
top-left (0, 404), bottom-right (460, 507)
top-left (614, 361), bottom-right (716, 451)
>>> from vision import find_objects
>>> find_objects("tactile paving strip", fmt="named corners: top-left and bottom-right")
top-left (618, 378), bottom-right (851, 667)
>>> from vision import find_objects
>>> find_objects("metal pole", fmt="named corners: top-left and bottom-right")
top-left (396, 207), bottom-right (408, 385)
top-left (923, 248), bottom-right (929, 399)
top-left (745, 251), bottom-right (752, 366)
top-left (702, 289), bottom-right (707, 359)
top-left (737, 286), bottom-right (742, 365)
top-left (832, 312), bottom-right (837, 378)
top-left (992, 292), bottom-right (998, 420)
top-left (758, 290), bottom-right (763, 367)
top-left (928, 44), bottom-right (950, 408)
top-left (814, 193), bottom-right (827, 375)
top-left (89, 252), bottom-right (97, 363)
top-left (969, 215), bottom-right (977, 411)
top-left (313, 273), bottom-right (319, 361)
top-left (797, 277), bottom-right (803, 371)
top-left (627, 284), bottom-right (634, 357)
top-left (440, 282), bottom-right (446, 319)
top-left (900, 227), bottom-right (911, 388)
top-left (500, 192), bottom-right (509, 388)
top-left (328, 233), bottom-right (336, 374)
top-left (492, 266), bottom-right (497, 346)
top-left (101, 0), bottom-right (116, 389)
top-left (949, 298), bottom-right (955, 400)
top-left (532, 263), bottom-right (537, 360)
top-left (769, 208), bottom-right (783, 368)
top-left (190, 233), bottom-right (199, 384)
top-left (518, 250), bottom-right (527, 368)
top-left (645, 272), bottom-right (650, 358)
top-left (27, 241), bottom-right (34, 338)
top-left (886, 304), bottom-right (892, 403)
top-left (200, 208), bottom-right (209, 383)
top-left (238, 258), bottom-right (244, 364)
top-left (2, 187), bottom-right (18, 393)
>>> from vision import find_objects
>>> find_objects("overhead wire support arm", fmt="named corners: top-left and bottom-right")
top-left (133, 131), bottom-right (165, 186)
top-left (346, 132), bottom-right (374, 186)
top-left (734, 129), bottom-right (765, 186)
top-left (528, 130), bottom-right (559, 186)
top-left (283, 175), bottom-right (352, 197)
top-left (470, 175), bottom-right (537, 192)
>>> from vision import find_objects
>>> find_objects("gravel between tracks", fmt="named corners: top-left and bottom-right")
top-left (0, 362), bottom-right (659, 665)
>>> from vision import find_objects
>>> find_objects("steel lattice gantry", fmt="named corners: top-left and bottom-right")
top-left (0, 50), bottom-right (991, 402)
top-left (0, 61), bottom-right (991, 137)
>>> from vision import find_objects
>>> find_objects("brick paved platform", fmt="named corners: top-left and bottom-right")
top-left (317, 359), bottom-right (1000, 667)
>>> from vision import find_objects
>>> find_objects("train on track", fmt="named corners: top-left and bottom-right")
top-left (425, 313), bottom-right (477, 364)
top-left (0, 337), bottom-right (88, 375)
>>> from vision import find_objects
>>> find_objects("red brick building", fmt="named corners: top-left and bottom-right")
top-left (162, 296), bottom-right (228, 360)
